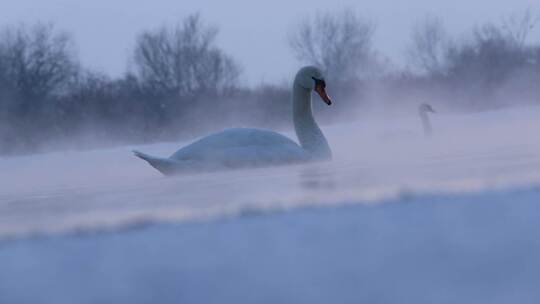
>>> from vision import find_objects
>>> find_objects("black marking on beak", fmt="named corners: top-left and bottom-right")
top-left (312, 77), bottom-right (326, 89)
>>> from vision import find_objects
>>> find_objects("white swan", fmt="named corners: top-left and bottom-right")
top-left (418, 103), bottom-right (436, 137)
top-left (134, 66), bottom-right (333, 175)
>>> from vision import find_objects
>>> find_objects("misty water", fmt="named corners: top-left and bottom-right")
top-left (1, 105), bottom-right (539, 239)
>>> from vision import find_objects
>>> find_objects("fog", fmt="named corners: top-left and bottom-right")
top-left (1, 7), bottom-right (539, 156)
top-left (1, 104), bottom-right (539, 238)
top-left (1, 4), bottom-right (540, 303)
top-left (0, 4), bottom-right (538, 248)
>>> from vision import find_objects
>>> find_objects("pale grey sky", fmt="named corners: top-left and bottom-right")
top-left (1, 0), bottom-right (539, 85)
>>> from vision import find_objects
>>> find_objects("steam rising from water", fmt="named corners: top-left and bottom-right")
top-left (1, 105), bottom-right (539, 238)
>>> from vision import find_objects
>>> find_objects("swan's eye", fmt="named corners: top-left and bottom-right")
top-left (311, 77), bottom-right (326, 88)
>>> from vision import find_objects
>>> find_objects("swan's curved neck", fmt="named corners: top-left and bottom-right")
top-left (292, 84), bottom-right (331, 159)
top-left (419, 109), bottom-right (432, 136)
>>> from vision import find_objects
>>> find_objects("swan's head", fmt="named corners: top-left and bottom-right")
top-left (419, 103), bottom-right (435, 113)
top-left (294, 66), bottom-right (332, 105)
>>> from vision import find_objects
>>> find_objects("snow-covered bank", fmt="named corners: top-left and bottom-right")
top-left (1, 187), bottom-right (539, 304)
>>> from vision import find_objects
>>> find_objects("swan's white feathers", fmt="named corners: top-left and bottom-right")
top-left (170, 128), bottom-right (302, 160)
top-left (135, 66), bottom-right (331, 175)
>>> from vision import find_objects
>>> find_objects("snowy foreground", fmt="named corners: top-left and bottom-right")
top-left (1, 188), bottom-right (540, 304)
top-left (0, 106), bottom-right (539, 303)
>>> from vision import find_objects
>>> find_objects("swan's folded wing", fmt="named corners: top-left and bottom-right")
top-left (170, 128), bottom-right (302, 160)
top-left (203, 145), bottom-right (311, 168)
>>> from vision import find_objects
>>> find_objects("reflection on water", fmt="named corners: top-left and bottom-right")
top-left (1, 139), bottom-right (540, 239)
top-left (298, 164), bottom-right (336, 191)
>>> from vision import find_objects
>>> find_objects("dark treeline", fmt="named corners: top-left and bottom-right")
top-left (1, 10), bottom-right (539, 155)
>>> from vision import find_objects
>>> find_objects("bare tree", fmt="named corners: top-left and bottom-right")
top-left (501, 8), bottom-right (540, 49)
top-left (0, 23), bottom-right (78, 103)
top-left (0, 23), bottom-right (78, 152)
top-left (407, 15), bottom-right (449, 75)
top-left (288, 10), bottom-right (375, 83)
top-left (133, 14), bottom-right (240, 98)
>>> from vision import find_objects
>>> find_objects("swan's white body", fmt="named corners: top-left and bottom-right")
top-left (134, 66), bottom-right (332, 175)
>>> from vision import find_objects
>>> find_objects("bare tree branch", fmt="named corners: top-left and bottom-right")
top-left (133, 14), bottom-right (240, 98)
top-left (501, 8), bottom-right (540, 49)
top-left (0, 23), bottom-right (78, 110)
top-left (406, 15), bottom-right (449, 75)
top-left (288, 10), bottom-right (375, 83)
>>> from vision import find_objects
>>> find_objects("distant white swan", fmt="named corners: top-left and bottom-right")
top-left (134, 66), bottom-right (333, 175)
top-left (418, 103), bottom-right (436, 137)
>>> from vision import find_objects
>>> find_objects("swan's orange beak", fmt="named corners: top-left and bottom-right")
top-left (315, 84), bottom-right (332, 105)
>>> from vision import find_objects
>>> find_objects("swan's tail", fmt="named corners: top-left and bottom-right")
top-left (133, 150), bottom-right (184, 176)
